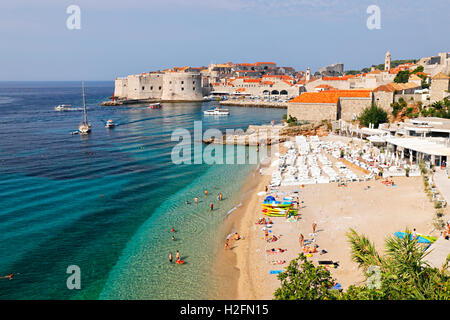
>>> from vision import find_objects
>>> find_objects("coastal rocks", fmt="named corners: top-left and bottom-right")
top-left (280, 121), bottom-right (330, 137)
top-left (100, 100), bottom-right (124, 106)
top-left (203, 125), bottom-right (286, 146)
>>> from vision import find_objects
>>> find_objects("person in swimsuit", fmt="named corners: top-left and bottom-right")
top-left (194, 197), bottom-right (198, 204)
top-left (210, 202), bottom-right (214, 211)
top-left (224, 239), bottom-right (230, 250)
top-left (204, 189), bottom-right (208, 196)
top-left (169, 252), bottom-right (173, 263)
top-left (299, 233), bottom-right (304, 248)
top-left (176, 251), bottom-right (180, 260)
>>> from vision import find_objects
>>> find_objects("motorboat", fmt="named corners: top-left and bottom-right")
top-left (55, 104), bottom-right (72, 111)
top-left (149, 103), bottom-right (162, 109)
top-left (203, 107), bottom-right (230, 115)
top-left (105, 119), bottom-right (115, 128)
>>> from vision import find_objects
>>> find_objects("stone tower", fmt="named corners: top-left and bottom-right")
top-left (385, 51), bottom-right (391, 71)
top-left (306, 67), bottom-right (311, 82)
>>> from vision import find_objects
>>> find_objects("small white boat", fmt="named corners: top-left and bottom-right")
top-left (203, 107), bottom-right (230, 116)
top-left (149, 103), bottom-right (162, 109)
top-left (105, 119), bottom-right (115, 128)
top-left (55, 104), bottom-right (72, 111)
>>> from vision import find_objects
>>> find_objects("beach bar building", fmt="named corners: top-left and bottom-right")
top-left (385, 137), bottom-right (450, 167)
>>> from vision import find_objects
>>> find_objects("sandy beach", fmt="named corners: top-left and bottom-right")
top-left (220, 135), bottom-right (443, 300)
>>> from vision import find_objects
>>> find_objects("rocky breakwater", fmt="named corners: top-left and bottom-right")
top-left (280, 120), bottom-right (331, 137)
top-left (203, 124), bottom-right (287, 146)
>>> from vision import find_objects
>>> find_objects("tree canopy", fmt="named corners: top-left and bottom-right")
top-left (394, 70), bottom-right (411, 83)
top-left (358, 103), bottom-right (388, 128)
top-left (273, 229), bottom-right (450, 300)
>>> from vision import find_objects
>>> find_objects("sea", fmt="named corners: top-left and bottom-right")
top-left (0, 81), bottom-right (285, 299)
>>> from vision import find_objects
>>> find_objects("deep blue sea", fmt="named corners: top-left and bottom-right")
top-left (0, 81), bottom-right (285, 299)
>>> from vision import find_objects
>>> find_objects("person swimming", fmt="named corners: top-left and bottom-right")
top-left (171, 227), bottom-right (176, 233)
top-left (171, 235), bottom-right (175, 241)
top-left (0, 274), bottom-right (13, 280)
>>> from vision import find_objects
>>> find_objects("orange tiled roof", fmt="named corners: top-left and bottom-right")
top-left (254, 62), bottom-right (276, 65)
top-left (243, 78), bottom-right (261, 83)
top-left (415, 72), bottom-right (429, 77)
top-left (262, 75), bottom-right (294, 80)
top-left (236, 88), bottom-right (246, 91)
top-left (260, 81), bottom-right (275, 85)
top-left (289, 90), bottom-right (372, 104)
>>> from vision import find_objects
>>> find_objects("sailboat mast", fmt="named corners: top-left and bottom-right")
top-left (82, 81), bottom-right (88, 124)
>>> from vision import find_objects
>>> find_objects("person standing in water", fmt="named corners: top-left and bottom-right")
top-left (194, 197), bottom-right (198, 204)
top-left (204, 189), bottom-right (208, 197)
top-left (169, 252), bottom-right (173, 263)
top-left (176, 251), bottom-right (180, 260)
top-left (210, 202), bottom-right (214, 211)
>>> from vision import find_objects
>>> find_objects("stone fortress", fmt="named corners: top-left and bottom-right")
top-left (113, 62), bottom-right (304, 102)
top-left (114, 68), bottom-right (203, 102)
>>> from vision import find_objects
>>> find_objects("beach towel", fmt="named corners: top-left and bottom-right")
top-left (270, 270), bottom-right (283, 274)
top-left (331, 283), bottom-right (342, 290)
top-left (394, 232), bottom-right (432, 244)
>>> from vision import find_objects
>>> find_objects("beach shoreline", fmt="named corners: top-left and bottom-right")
top-left (214, 135), bottom-right (444, 300)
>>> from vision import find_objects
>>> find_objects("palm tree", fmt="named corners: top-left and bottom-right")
top-left (346, 229), bottom-right (450, 299)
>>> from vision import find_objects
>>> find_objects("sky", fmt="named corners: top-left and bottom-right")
top-left (0, 0), bottom-right (448, 81)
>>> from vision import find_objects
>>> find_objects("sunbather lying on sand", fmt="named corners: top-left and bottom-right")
top-left (256, 218), bottom-right (273, 225)
top-left (234, 232), bottom-right (244, 240)
top-left (303, 245), bottom-right (318, 254)
top-left (266, 248), bottom-right (287, 253)
top-left (270, 260), bottom-right (286, 265)
top-left (267, 235), bottom-right (280, 242)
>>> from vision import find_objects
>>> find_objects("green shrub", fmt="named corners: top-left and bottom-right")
top-left (358, 103), bottom-right (388, 128)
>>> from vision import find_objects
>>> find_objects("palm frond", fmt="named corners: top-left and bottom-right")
top-left (346, 228), bottom-right (384, 270)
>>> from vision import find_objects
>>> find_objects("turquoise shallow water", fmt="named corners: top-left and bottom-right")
top-left (0, 82), bottom-right (285, 299)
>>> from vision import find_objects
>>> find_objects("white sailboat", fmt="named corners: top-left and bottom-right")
top-left (78, 81), bottom-right (91, 134)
